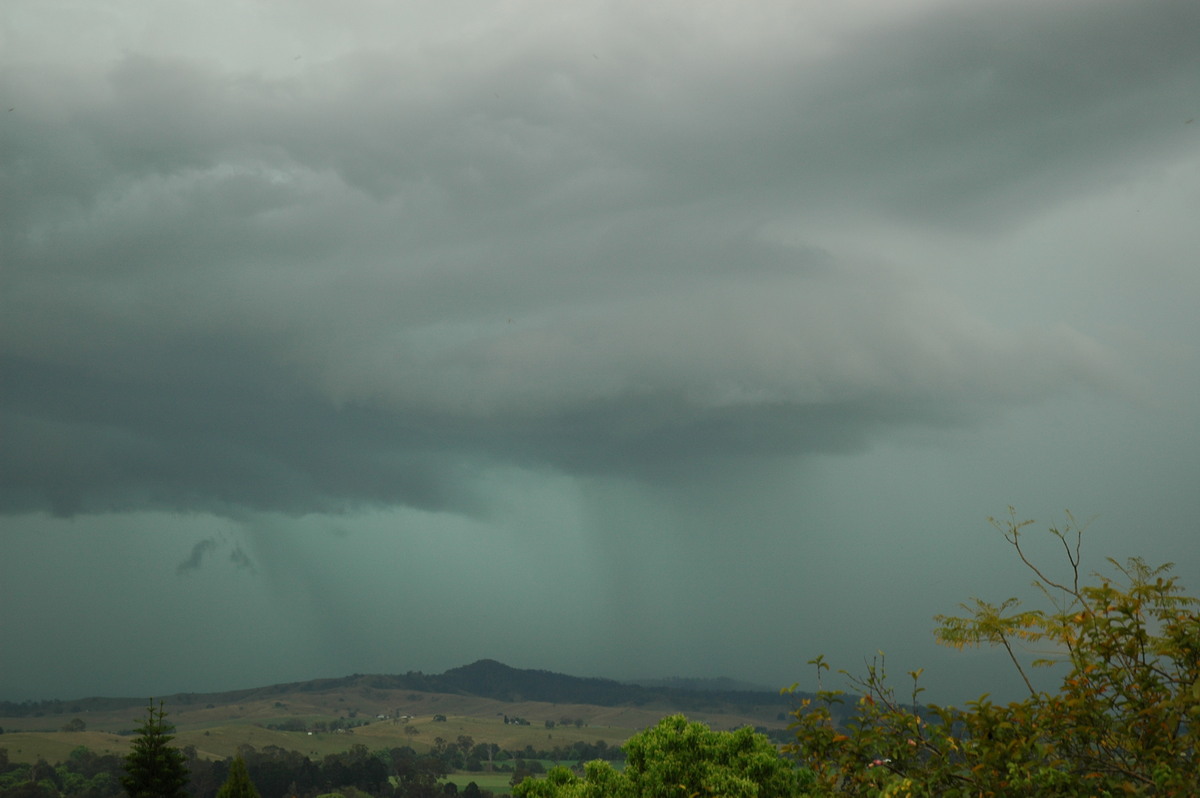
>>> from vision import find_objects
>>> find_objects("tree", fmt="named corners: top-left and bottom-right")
top-left (509, 764), bottom-right (534, 789)
top-left (216, 757), bottom-right (260, 798)
top-left (122, 700), bottom-right (189, 798)
top-left (514, 715), bottom-right (802, 798)
top-left (786, 510), bottom-right (1200, 796)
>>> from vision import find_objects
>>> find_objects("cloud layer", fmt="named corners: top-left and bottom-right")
top-left (6, 0), bottom-right (1186, 519)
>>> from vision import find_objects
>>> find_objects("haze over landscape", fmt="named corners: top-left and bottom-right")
top-left (2, 0), bottom-right (1198, 705)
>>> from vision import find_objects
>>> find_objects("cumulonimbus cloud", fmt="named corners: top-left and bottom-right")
top-left (1, 0), bottom-right (1186, 519)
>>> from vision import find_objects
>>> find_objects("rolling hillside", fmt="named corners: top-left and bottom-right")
top-left (0, 660), bottom-right (801, 764)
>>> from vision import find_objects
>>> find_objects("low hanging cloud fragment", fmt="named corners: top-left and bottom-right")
top-left (229, 546), bottom-right (256, 572)
top-left (176, 538), bottom-right (218, 574)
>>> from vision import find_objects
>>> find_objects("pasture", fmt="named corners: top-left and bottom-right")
top-left (0, 706), bottom-right (639, 765)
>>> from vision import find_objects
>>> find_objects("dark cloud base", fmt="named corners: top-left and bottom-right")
top-left (2, 345), bottom-right (1003, 519)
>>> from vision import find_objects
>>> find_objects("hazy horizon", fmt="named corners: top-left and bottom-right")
top-left (3, 658), bottom-right (785, 705)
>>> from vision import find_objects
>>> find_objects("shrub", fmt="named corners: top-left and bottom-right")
top-left (515, 715), bottom-right (802, 798)
top-left (786, 510), bottom-right (1200, 796)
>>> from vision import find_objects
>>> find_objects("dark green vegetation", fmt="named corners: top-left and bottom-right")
top-left (3, 512), bottom-right (1198, 796)
top-left (121, 702), bottom-right (188, 798)
top-left (215, 758), bottom-right (258, 798)
top-left (0, 739), bottom-right (453, 798)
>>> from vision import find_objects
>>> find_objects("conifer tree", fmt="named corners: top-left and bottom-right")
top-left (217, 756), bottom-right (261, 798)
top-left (122, 700), bottom-right (189, 798)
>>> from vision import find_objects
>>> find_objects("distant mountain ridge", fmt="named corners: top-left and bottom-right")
top-left (624, 675), bottom-right (774, 693)
top-left (1, 659), bottom-right (799, 718)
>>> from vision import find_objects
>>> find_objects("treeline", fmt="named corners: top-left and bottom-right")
top-left (444, 739), bottom-right (623, 771)
top-left (0, 745), bottom-right (122, 798)
top-left (190, 743), bottom-right (452, 798)
top-left (0, 701), bottom-right (139, 721)
top-left (0, 735), bottom-right (627, 798)
top-left (0, 743), bottom-right (454, 798)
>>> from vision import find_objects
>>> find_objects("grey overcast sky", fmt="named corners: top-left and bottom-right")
top-left (2, 0), bottom-right (1199, 704)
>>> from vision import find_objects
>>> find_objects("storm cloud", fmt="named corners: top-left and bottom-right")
top-left (2, 0), bottom-right (1171, 517)
top-left (2, 0), bottom-right (1198, 702)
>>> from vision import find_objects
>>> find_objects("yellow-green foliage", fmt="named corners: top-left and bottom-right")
top-left (514, 715), bottom-right (802, 798)
top-left (786, 510), bottom-right (1200, 796)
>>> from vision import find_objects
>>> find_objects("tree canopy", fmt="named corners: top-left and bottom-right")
top-left (121, 700), bottom-right (189, 798)
top-left (514, 714), bottom-right (802, 798)
top-left (215, 757), bottom-right (259, 798)
top-left (786, 510), bottom-right (1200, 796)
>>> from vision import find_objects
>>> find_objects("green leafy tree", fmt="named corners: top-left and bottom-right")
top-left (121, 700), bottom-right (189, 798)
top-left (515, 714), bottom-right (802, 798)
top-left (216, 757), bottom-right (260, 798)
top-left (786, 510), bottom-right (1200, 796)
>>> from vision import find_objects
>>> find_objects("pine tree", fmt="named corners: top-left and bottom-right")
top-left (216, 756), bottom-right (261, 798)
top-left (122, 700), bottom-right (189, 798)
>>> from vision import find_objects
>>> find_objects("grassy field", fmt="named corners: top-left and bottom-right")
top-left (0, 731), bottom-right (132, 763)
top-left (0, 712), bottom-right (641, 765)
top-left (443, 772), bottom-right (519, 795)
top-left (0, 720), bottom-right (636, 765)
top-left (0, 680), bottom-right (786, 773)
